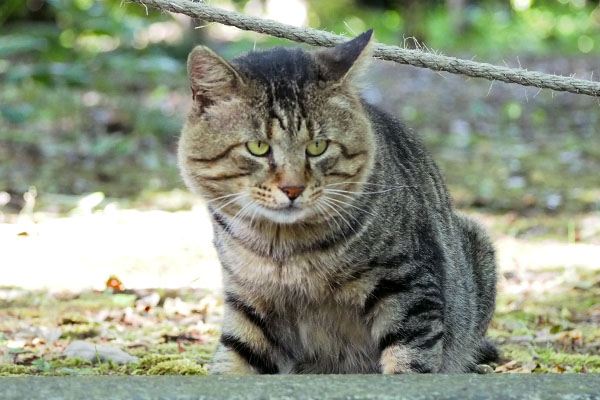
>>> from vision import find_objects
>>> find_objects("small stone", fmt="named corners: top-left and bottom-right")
top-left (475, 364), bottom-right (494, 374)
top-left (63, 340), bottom-right (138, 364)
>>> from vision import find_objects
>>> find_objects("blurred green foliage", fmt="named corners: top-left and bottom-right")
top-left (0, 0), bottom-right (599, 211)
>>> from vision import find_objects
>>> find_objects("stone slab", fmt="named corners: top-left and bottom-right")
top-left (1, 374), bottom-right (599, 400)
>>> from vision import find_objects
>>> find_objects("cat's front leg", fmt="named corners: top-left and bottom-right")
top-left (210, 341), bottom-right (257, 374)
top-left (367, 275), bottom-right (445, 374)
top-left (210, 293), bottom-right (280, 375)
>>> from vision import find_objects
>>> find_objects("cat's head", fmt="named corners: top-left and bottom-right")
top-left (179, 30), bottom-right (375, 225)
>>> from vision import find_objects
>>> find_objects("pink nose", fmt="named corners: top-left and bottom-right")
top-left (279, 186), bottom-right (305, 201)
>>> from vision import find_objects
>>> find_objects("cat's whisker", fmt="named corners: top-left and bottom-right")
top-left (315, 200), bottom-right (346, 237)
top-left (230, 201), bottom-right (255, 228)
top-left (211, 193), bottom-right (248, 215)
top-left (325, 182), bottom-right (412, 188)
top-left (322, 195), bottom-right (377, 219)
top-left (206, 192), bottom-right (246, 204)
top-left (248, 203), bottom-right (261, 229)
top-left (324, 187), bottom-right (409, 195)
top-left (322, 190), bottom-right (357, 203)
top-left (319, 197), bottom-right (357, 236)
top-left (311, 202), bottom-right (328, 221)
top-left (321, 197), bottom-right (362, 229)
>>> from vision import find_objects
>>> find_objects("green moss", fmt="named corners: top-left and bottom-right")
top-left (498, 344), bottom-right (600, 373)
top-left (0, 364), bottom-right (35, 376)
top-left (60, 324), bottom-right (100, 340)
top-left (137, 354), bottom-right (182, 370)
top-left (499, 344), bottom-right (536, 364)
top-left (535, 348), bottom-right (600, 373)
top-left (147, 359), bottom-right (207, 375)
top-left (49, 357), bottom-right (93, 368)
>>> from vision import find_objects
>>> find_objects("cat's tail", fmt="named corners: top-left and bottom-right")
top-left (475, 339), bottom-right (499, 365)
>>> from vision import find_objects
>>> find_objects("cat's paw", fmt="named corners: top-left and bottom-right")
top-left (379, 345), bottom-right (434, 374)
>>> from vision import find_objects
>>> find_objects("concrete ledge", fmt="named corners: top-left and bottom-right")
top-left (1, 374), bottom-right (599, 400)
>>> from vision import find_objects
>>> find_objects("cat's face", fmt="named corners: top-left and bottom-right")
top-left (179, 31), bottom-right (375, 225)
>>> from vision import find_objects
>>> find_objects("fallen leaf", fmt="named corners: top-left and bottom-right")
top-left (164, 297), bottom-right (192, 316)
top-left (510, 363), bottom-right (539, 373)
top-left (494, 360), bottom-right (519, 373)
top-left (136, 292), bottom-right (160, 313)
top-left (106, 275), bottom-right (124, 291)
top-left (163, 334), bottom-right (203, 343)
top-left (557, 330), bottom-right (584, 350)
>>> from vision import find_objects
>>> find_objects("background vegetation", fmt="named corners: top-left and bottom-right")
top-left (1, 0), bottom-right (599, 376)
top-left (1, 0), bottom-right (599, 213)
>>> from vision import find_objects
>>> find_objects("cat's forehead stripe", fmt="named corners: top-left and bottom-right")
top-left (234, 48), bottom-right (315, 137)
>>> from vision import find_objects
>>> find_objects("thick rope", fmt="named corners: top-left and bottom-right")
top-left (130, 0), bottom-right (600, 97)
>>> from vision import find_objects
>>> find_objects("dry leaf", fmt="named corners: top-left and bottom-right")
top-left (511, 363), bottom-right (539, 373)
top-left (557, 330), bottom-right (584, 350)
top-left (494, 360), bottom-right (518, 373)
top-left (106, 275), bottom-right (124, 291)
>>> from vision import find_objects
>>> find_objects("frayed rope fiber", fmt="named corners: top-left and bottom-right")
top-left (130, 0), bottom-right (600, 97)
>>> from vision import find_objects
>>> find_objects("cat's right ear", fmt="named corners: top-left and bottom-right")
top-left (187, 46), bottom-right (244, 112)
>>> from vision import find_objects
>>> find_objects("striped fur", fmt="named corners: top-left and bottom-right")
top-left (178, 30), bottom-right (498, 374)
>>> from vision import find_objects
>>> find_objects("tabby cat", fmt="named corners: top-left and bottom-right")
top-left (178, 30), bottom-right (498, 374)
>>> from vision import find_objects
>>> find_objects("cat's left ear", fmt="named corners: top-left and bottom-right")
top-left (314, 29), bottom-right (374, 83)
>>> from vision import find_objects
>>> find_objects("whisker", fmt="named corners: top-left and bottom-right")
top-left (248, 203), bottom-right (261, 229)
top-left (211, 193), bottom-right (248, 215)
top-left (323, 187), bottom-right (408, 195)
top-left (318, 198), bottom-right (360, 233)
top-left (322, 196), bottom-right (377, 219)
top-left (325, 182), bottom-right (411, 188)
top-left (206, 192), bottom-right (246, 204)
top-left (320, 197), bottom-right (357, 236)
top-left (230, 201), bottom-right (255, 227)
top-left (316, 200), bottom-right (345, 237)
top-left (323, 191), bottom-right (357, 202)
top-left (321, 197), bottom-right (362, 228)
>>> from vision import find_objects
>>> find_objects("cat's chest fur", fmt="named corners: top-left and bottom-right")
top-left (272, 300), bottom-right (379, 373)
top-left (216, 224), bottom-right (380, 373)
top-left (216, 222), bottom-right (372, 305)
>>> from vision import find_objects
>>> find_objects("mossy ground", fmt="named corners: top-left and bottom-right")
top-left (0, 288), bottom-right (218, 376)
top-left (1, 211), bottom-right (599, 375)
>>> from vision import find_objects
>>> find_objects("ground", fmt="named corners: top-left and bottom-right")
top-left (1, 194), bottom-right (599, 376)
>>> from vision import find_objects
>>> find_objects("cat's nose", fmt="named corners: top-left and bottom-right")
top-left (279, 185), bottom-right (305, 201)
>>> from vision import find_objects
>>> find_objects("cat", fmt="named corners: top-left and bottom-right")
top-left (178, 29), bottom-right (498, 374)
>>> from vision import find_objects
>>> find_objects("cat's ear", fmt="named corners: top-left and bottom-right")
top-left (314, 29), bottom-right (374, 83)
top-left (187, 46), bottom-right (244, 111)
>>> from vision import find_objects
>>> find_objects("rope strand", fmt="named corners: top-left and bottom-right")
top-left (128, 0), bottom-right (600, 97)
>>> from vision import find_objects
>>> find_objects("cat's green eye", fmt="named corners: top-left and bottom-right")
top-left (246, 140), bottom-right (270, 156)
top-left (306, 140), bottom-right (328, 157)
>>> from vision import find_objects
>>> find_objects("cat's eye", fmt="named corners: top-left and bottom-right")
top-left (246, 140), bottom-right (270, 156)
top-left (306, 140), bottom-right (328, 157)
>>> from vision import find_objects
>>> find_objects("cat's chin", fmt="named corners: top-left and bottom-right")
top-left (257, 205), bottom-right (309, 225)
